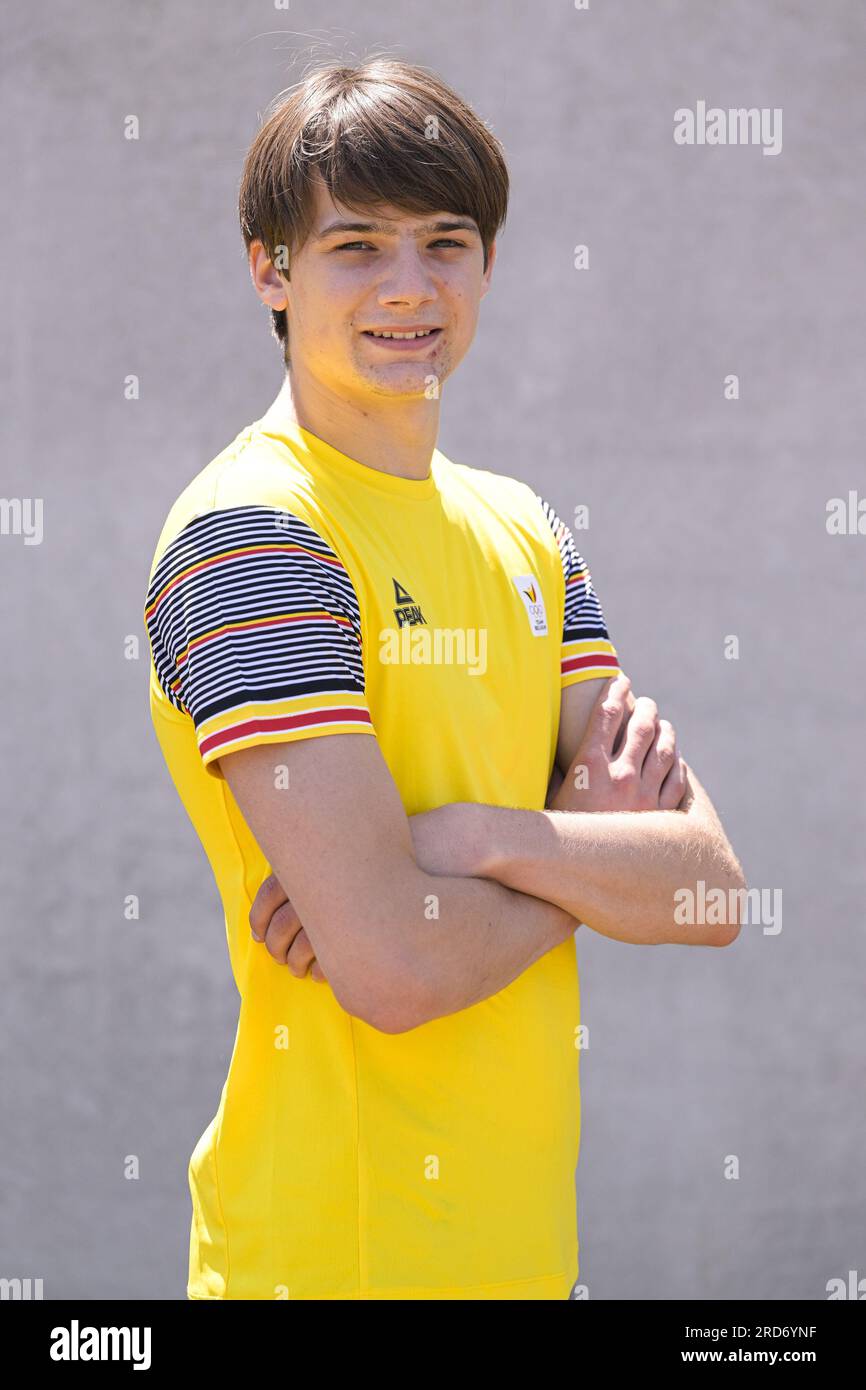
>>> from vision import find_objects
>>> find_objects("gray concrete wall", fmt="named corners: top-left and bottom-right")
top-left (0, 0), bottom-right (862, 1299)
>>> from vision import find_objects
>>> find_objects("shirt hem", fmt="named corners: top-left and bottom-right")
top-left (187, 1269), bottom-right (573, 1301)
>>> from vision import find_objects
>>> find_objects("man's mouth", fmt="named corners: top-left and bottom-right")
top-left (362, 327), bottom-right (442, 346)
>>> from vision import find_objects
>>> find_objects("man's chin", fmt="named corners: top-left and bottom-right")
top-left (358, 370), bottom-right (443, 399)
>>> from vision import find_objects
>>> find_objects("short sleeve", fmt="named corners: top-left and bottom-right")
top-left (535, 496), bottom-right (623, 688)
top-left (143, 505), bottom-right (375, 777)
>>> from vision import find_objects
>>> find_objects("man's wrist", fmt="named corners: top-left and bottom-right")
top-left (470, 805), bottom-right (581, 939)
top-left (454, 802), bottom-right (505, 878)
top-left (410, 801), bottom-right (510, 879)
top-left (436, 803), bottom-right (572, 890)
top-left (470, 804), bottom-right (553, 882)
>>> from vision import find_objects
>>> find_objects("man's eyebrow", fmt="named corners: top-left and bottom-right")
top-left (313, 217), bottom-right (480, 241)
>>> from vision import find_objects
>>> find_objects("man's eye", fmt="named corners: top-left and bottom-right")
top-left (334, 239), bottom-right (468, 252)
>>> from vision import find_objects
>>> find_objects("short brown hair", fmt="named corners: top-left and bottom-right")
top-left (238, 57), bottom-right (510, 361)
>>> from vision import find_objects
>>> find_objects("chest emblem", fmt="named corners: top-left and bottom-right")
top-left (512, 575), bottom-right (549, 636)
top-left (392, 577), bottom-right (427, 628)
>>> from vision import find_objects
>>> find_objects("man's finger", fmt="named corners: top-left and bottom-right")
top-left (286, 927), bottom-right (317, 979)
top-left (659, 755), bottom-right (688, 811)
top-left (642, 717), bottom-right (677, 792)
top-left (249, 870), bottom-right (289, 941)
top-left (616, 694), bottom-right (658, 773)
top-left (592, 674), bottom-right (632, 758)
top-left (263, 899), bottom-right (303, 965)
top-left (610, 682), bottom-right (637, 758)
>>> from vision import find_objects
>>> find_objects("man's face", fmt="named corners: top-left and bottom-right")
top-left (260, 176), bottom-right (496, 400)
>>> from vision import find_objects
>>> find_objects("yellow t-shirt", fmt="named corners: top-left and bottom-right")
top-left (143, 400), bottom-right (621, 1300)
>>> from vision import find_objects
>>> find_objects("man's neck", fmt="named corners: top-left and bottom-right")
top-left (267, 373), bottom-right (441, 482)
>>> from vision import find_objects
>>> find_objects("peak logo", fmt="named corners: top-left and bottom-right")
top-left (392, 577), bottom-right (426, 628)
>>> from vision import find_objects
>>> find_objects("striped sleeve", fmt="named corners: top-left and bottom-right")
top-left (535, 496), bottom-right (622, 688)
top-left (143, 504), bottom-right (375, 777)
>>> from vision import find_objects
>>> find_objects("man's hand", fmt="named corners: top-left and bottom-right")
top-left (406, 674), bottom-right (688, 874)
top-left (249, 872), bottom-right (327, 982)
top-left (551, 673), bottom-right (687, 814)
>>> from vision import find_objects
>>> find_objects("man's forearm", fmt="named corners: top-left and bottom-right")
top-left (413, 771), bottom-right (746, 948)
top-left (396, 870), bottom-right (576, 1030)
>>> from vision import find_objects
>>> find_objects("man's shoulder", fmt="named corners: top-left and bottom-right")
top-left (145, 420), bottom-right (320, 581)
top-left (438, 452), bottom-right (563, 565)
top-left (438, 451), bottom-right (548, 521)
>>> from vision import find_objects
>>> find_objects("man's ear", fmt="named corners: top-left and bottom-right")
top-left (249, 239), bottom-right (289, 311)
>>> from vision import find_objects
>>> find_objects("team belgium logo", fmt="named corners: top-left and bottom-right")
top-left (512, 574), bottom-right (549, 636)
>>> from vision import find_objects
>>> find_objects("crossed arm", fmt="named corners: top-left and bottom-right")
top-left (220, 672), bottom-right (746, 1035)
top-left (408, 674), bottom-right (745, 948)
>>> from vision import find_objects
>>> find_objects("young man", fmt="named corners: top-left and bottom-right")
top-left (144, 58), bottom-right (745, 1301)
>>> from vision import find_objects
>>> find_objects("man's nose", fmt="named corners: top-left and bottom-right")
top-left (375, 246), bottom-right (437, 302)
